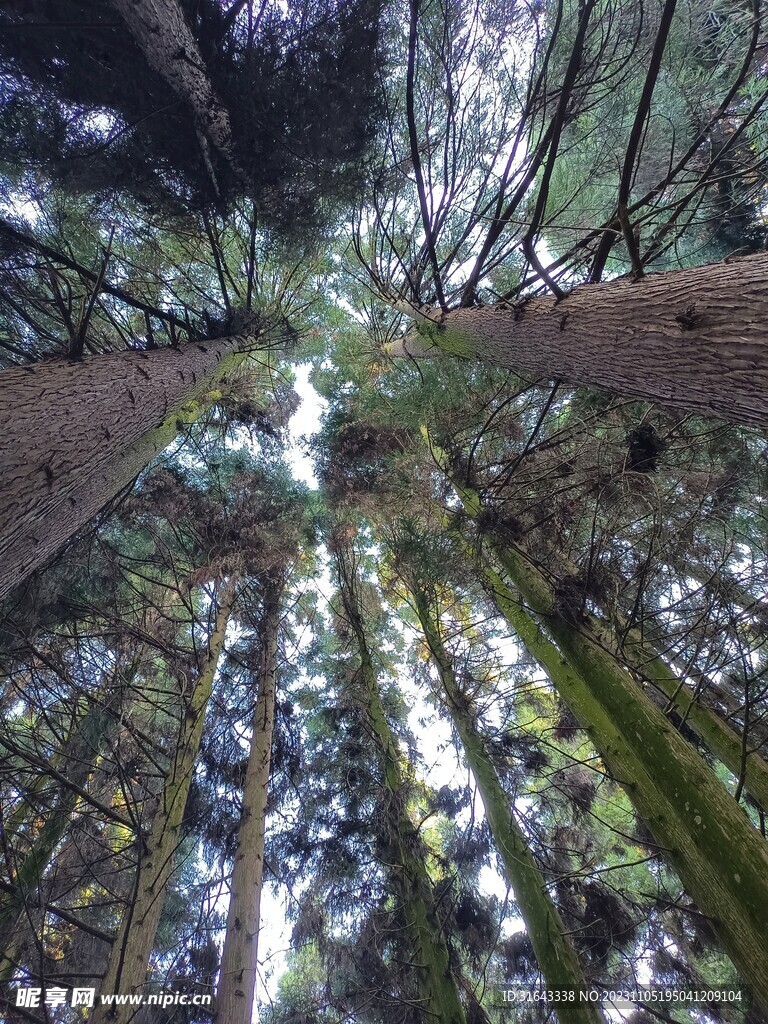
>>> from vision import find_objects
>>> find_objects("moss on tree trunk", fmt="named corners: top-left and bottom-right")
top-left (411, 588), bottom-right (608, 1024)
top-left (90, 578), bottom-right (236, 1024)
top-left (427, 439), bottom-right (768, 1011)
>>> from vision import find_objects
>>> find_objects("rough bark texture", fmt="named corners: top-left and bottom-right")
top-left (215, 580), bottom-right (283, 1024)
top-left (390, 255), bottom-right (768, 427)
top-left (111, 0), bottom-right (241, 174)
top-left (430, 444), bottom-right (768, 1010)
top-left (91, 580), bottom-right (235, 1024)
top-left (0, 335), bottom-right (251, 600)
top-left (412, 591), bottom-right (607, 1024)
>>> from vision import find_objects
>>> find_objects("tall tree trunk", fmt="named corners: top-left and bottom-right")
top-left (111, 0), bottom-right (242, 180)
top-left (335, 543), bottom-right (467, 1024)
top-left (429, 445), bottom-right (768, 1010)
top-left (215, 578), bottom-right (283, 1024)
top-left (390, 254), bottom-right (768, 428)
top-left (0, 335), bottom-right (254, 600)
top-left (0, 688), bottom-right (126, 981)
top-left (601, 617), bottom-right (768, 811)
top-left (91, 578), bottom-right (236, 1024)
top-left (410, 587), bottom-right (607, 1024)
top-left (543, 546), bottom-right (768, 808)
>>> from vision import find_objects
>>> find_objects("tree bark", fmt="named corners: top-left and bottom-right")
top-left (411, 588), bottom-right (607, 1024)
top-left (389, 254), bottom-right (768, 428)
top-left (111, 0), bottom-right (242, 178)
top-left (215, 579), bottom-right (283, 1024)
top-left (0, 335), bottom-right (253, 600)
top-left (91, 578), bottom-right (236, 1024)
top-left (429, 443), bottom-right (768, 1010)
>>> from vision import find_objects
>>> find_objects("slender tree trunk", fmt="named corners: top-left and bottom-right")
top-left (91, 578), bottom-right (236, 1024)
top-left (0, 670), bottom-right (135, 981)
top-left (0, 335), bottom-right (254, 600)
top-left (411, 588), bottom-right (607, 1024)
top-left (429, 444), bottom-right (768, 1010)
top-left (215, 579), bottom-right (283, 1024)
top-left (390, 254), bottom-right (768, 428)
top-left (335, 544), bottom-right (467, 1024)
top-left (602, 618), bottom-right (768, 810)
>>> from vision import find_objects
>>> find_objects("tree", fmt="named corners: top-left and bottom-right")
top-left (215, 577), bottom-right (282, 1024)
top-left (414, 428), bottom-right (768, 1003)
top-left (388, 255), bottom-right (768, 429)
top-left (357, 0), bottom-right (768, 426)
top-left (216, 474), bottom-right (310, 1022)
top-left (330, 523), bottom-right (468, 1024)
top-left (390, 536), bottom-right (607, 1024)
top-left (0, 329), bottom-right (258, 600)
top-left (90, 575), bottom-right (237, 1023)
top-left (0, 0), bottom-right (384, 224)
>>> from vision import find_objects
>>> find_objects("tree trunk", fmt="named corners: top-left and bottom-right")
top-left (215, 579), bottom-right (283, 1024)
top-left (0, 335), bottom-right (253, 600)
top-left (335, 544), bottom-right (467, 1024)
top-left (111, 0), bottom-right (241, 178)
top-left (543, 546), bottom-right (768, 808)
top-left (429, 445), bottom-right (768, 1010)
top-left (390, 254), bottom-right (768, 428)
top-left (462, 543), bottom-right (768, 1012)
top-left (91, 578), bottom-right (236, 1024)
top-left (411, 588), bottom-right (607, 1024)
top-left (0, 686), bottom-right (126, 980)
top-left (603, 618), bottom-right (768, 811)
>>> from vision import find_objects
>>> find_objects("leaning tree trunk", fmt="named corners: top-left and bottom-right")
top-left (460, 542), bottom-right (768, 1012)
top-left (600, 615), bottom-right (768, 811)
top-left (111, 0), bottom-right (242, 179)
top-left (0, 680), bottom-right (130, 981)
top-left (410, 587), bottom-right (607, 1024)
top-left (0, 334), bottom-right (255, 600)
top-left (335, 543), bottom-right (467, 1024)
top-left (542, 546), bottom-right (768, 810)
top-left (90, 578), bottom-right (236, 1024)
top-left (427, 440), bottom-right (768, 1011)
top-left (215, 578), bottom-right (284, 1024)
top-left (389, 254), bottom-right (768, 428)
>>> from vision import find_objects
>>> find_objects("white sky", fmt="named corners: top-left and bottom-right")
top-left (286, 363), bottom-right (326, 487)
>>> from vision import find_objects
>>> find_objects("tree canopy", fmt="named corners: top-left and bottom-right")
top-left (1, 1), bottom-right (768, 1023)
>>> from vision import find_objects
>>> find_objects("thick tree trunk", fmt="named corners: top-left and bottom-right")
top-left (463, 546), bottom-right (768, 1012)
top-left (91, 578), bottom-right (236, 1024)
top-left (429, 446), bottom-right (768, 1010)
top-left (390, 254), bottom-right (768, 428)
top-left (111, 0), bottom-right (241, 177)
top-left (0, 335), bottom-right (252, 600)
top-left (411, 589), bottom-right (607, 1024)
top-left (215, 579), bottom-right (283, 1024)
top-left (336, 546), bottom-right (467, 1024)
